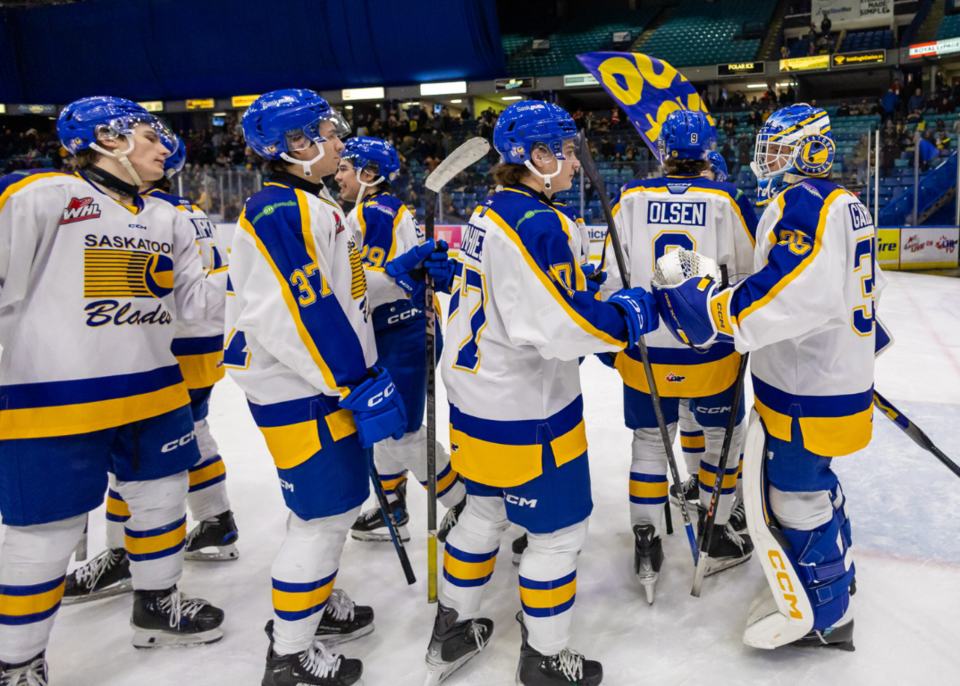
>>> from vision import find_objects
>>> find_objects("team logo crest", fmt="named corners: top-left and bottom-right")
top-left (795, 134), bottom-right (834, 177)
top-left (84, 249), bottom-right (174, 299)
top-left (665, 372), bottom-right (686, 383)
top-left (62, 197), bottom-right (101, 224)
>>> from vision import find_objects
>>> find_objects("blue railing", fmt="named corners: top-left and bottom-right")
top-left (878, 152), bottom-right (958, 226)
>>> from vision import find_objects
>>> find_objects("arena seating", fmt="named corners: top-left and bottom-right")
top-left (838, 29), bottom-right (895, 51)
top-left (937, 14), bottom-right (960, 40)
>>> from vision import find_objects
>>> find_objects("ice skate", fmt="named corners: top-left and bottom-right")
top-left (437, 496), bottom-right (466, 543)
top-left (633, 524), bottom-right (663, 605)
top-left (424, 604), bottom-right (492, 685)
top-left (512, 533), bottom-right (528, 565)
top-left (697, 508), bottom-right (753, 577)
top-left (130, 586), bottom-right (224, 649)
top-left (790, 613), bottom-right (855, 652)
top-left (62, 547), bottom-right (132, 605)
top-left (185, 510), bottom-right (239, 561)
top-left (350, 480), bottom-right (409, 542)
top-left (265, 590), bottom-right (374, 648)
top-left (0, 652), bottom-right (48, 686)
top-left (516, 612), bottom-right (602, 686)
top-left (728, 497), bottom-right (747, 534)
top-left (668, 474), bottom-right (699, 507)
top-left (262, 638), bottom-right (363, 686)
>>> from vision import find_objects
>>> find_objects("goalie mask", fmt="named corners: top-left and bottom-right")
top-left (751, 104), bottom-right (835, 203)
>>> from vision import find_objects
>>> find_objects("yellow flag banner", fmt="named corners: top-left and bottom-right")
top-left (576, 51), bottom-right (713, 157)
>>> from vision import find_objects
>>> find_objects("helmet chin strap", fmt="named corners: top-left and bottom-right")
top-left (523, 159), bottom-right (563, 191)
top-left (354, 167), bottom-right (385, 203)
top-left (90, 136), bottom-right (143, 187)
top-left (281, 143), bottom-right (325, 177)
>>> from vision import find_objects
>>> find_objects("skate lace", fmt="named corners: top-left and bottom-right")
top-left (325, 589), bottom-right (355, 622)
top-left (438, 506), bottom-right (459, 532)
top-left (468, 621), bottom-right (488, 651)
top-left (725, 523), bottom-right (745, 550)
top-left (554, 648), bottom-right (584, 682)
top-left (0, 657), bottom-right (46, 686)
top-left (358, 507), bottom-right (381, 524)
top-left (300, 639), bottom-right (342, 678)
top-left (75, 549), bottom-right (121, 590)
top-left (158, 589), bottom-right (208, 628)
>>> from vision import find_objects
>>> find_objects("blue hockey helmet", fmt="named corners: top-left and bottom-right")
top-left (163, 135), bottom-right (186, 178)
top-left (57, 96), bottom-right (176, 185)
top-left (342, 136), bottom-right (401, 183)
top-left (752, 103), bottom-right (834, 202)
top-left (493, 100), bottom-right (578, 189)
top-left (242, 89), bottom-right (350, 176)
top-left (703, 150), bottom-right (728, 182)
top-left (658, 110), bottom-right (716, 162)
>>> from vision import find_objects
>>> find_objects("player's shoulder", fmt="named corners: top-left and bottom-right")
top-left (480, 185), bottom-right (562, 235)
top-left (780, 177), bottom-right (849, 216)
top-left (142, 187), bottom-right (200, 213)
top-left (360, 191), bottom-right (404, 224)
top-left (552, 200), bottom-right (583, 223)
top-left (0, 168), bottom-right (78, 200)
top-left (242, 182), bottom-right (301, 233)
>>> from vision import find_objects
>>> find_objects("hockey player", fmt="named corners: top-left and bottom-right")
top-left (424, 100), bottom-right (659, 686)
top-left (333, 137), bottom-right (466, 545)
top-left (703, 150), bottom-right (729, 182)
top-left (651, 103), bottom-right (880, 650)
top-left (63, 134), bottom-right (239, 605)
top-left (229, 89), bottom-right (434, 686)
top-left (0, 97), bottom-right (226, 684)
top-left (599, 110), bottom-right (759, 603)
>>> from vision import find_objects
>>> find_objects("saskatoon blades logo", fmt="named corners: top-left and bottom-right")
top-left (62, 197), bottom-right (101, 224)
top-left (84, 249), bottom-right (175, 299)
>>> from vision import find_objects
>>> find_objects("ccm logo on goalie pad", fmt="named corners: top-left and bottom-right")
top-left (768, 550), bottom-right (804, 619)
top-left (161, 430), bottom-right (197, 453)
top-left (505, 495), bottom-right (537, 508)
top-left (367, 383), bottom-right (396, 408)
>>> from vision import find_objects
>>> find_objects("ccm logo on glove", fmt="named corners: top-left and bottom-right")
top-left (367, 383), bottom-right (396, 408)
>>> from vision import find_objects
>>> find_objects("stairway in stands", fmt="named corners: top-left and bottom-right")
top-left (917, 0), bottom-right (947, 43)
top-left (757, 0), bottom-right (788, 61)
top-left (630, 6), bottom-right (671, 53)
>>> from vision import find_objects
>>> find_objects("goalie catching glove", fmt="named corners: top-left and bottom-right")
top-left (651, 248), bottom-right (737, 350)
top-left (339, 366), bottom-right (407, 448)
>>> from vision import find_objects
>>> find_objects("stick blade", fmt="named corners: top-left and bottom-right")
top-left (425, 138), bottom-right (491, 193)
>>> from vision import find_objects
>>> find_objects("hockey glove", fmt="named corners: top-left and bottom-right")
top-left (581, 263), bottom-right (607, 294)
top-left (424, 240), bottom-right (456, 294)
top-left (339, 366), bottom-right (407, 448)
top-left (651, 276), bottom-right (735, 350)
top-left (595, 351), bottom-right (618, 369)
top-left (385, 240), bottom-right (436, 303)
top-left (608, 287), bottom-right (659, 347)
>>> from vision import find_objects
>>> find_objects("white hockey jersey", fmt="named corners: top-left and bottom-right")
top-left (223, 178), bottom-right (377, 462)
top-left (601, 174), bottom-right (759, 398)
top-left (718, 177), bottom-right (886, 457)
top-left (143, 187), bottom-right (229, 390)
top-left (0, 169), bottom-right (226, 439)
top-left (348, 189), bottom-right (425, 330)
top-left (442, 185), bottom-right (630, 488)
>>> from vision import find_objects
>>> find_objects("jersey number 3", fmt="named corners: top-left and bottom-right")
top-left (852, 235), bottom-right (875, 336)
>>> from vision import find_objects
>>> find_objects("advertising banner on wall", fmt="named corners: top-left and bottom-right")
top-left (812, 0), bottom-right (893, 31)
top-left (876, 228), bottom-right (900, 268)
top-left (898, 228), bottom-right (959, 269)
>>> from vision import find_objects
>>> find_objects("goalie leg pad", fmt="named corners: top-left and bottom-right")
top-left (743, 410), bottom-right (855, 649)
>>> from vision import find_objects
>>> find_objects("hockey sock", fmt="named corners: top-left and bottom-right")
top-left (677, 402), bottom-right (703, 475)
top-left (438, 495), bottom-right (509, 619)
top-left (0, 515), bottom-right (85, 663)
top-left (378, 425), bottom-right (466, 507)
top-left (270, 508), bottom-right (356, 656)
top-left (105, 473), bottom-right (129, 549)
top-left (518, 520), bottom-right (587, 656)
top-left (186, 419), bottom-right (231, 522)
top-left (698, 421), bottom-right (745, 526)
top-left (629, 427), bottom-right (672, 536)
top-left (117, 472), bottom-right (188, 591)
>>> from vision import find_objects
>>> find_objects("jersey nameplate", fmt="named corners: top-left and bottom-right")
top-left (190, 217), bottom-right (215, 239)
top-left (647, 201), bottom-right (706, 227)
top-left (849, 203), bottom-right (873, 231)
top-left (461, 223), bottom-right (486, 261)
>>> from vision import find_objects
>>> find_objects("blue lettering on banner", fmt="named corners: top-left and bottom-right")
top-left (849, 203), bottom-right (873, 231)
top-left (647, 201), bottom-right (706, 227)
top-left (460, 223), bottom-right (486, 261)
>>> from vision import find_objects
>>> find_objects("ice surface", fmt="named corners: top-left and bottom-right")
top-left (4, 270), bottom-right (960, 684)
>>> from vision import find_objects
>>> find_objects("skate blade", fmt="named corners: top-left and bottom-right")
top-left (424, 647), bottom-right (482, 685)
top-left (703, 551), bottom-right (752, 578)
top-left (512, 553), bottom-right (521, 566)
top-left (637, 570), bottom-right (658, 605)
top-left (62, 579), bottom-right (133, 606)
top-left (185, 543), bottom-right (239, 562)
top-left (316, 622), bottom-right (375, 648)
top-left (351, 526), bottom-right (410, 543)
top-left (131, 626), bottom-right (223, 649)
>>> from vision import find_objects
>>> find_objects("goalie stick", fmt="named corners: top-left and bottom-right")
top-left (874, 390), bottom-right (960, 479)
top-left (578, 130), bottom-right (699, 565)
top-left (423, 137), bottom-right (491, 603)
top-left (370, 465), bottom-right (416, 585)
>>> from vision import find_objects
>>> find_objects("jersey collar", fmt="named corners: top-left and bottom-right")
top-left (77, 169), bottom-right (144, 214)
top-left (267, 170), bottom-right (325, 196)
top-left (504, 184), bottom-right (552, 205)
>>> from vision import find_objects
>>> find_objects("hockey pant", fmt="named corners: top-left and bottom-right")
top-left (678, 402), bottom-right (745, 498)
top-left (375, 425), bottom-right (465, 508)
top-left (270, 507), bottom-right (359, 656)
top-left (440, 495), bottom-right (587, 656)
top-left (0, 472), bottom-right (188, 663)
top-left (630, 418), bottom-right (744, 535)
top-left (105, 418), bottom-right (230, 547)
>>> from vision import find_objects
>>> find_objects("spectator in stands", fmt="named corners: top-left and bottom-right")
top-left (614, 138), bottom-right (626, 156)
top-left (460, 107), bottom-right (471, 122)
top-left (807, 23), bottom-right (818, 45)
top-left (938, 97), bottom-right (953, 115)
top-left (853, 135), bottom-right (869, 185)
top-left (780, 45), bottom-right (789, 59)
top-left (611, 107), bottom-right (621, 129)
top-left (919, 131), bottom-right (940, 171)
top-left (807, 41), bottom-right (816, 57)
top-left (820, 11), bottom-right (831, 35)
top-left (737, 134), bottom-right (752, 168)
top-left (882, 89), bottom-right (898, 121)
top-left (952, 114), bottom-right (960, 134)
top-left (936, 118), bottom-right (947, 134)
top-left (600, 137), bottom-right (615, 159)
top-left (721, 141), bottom-right (736, 176)
top-left (907, 88), bottom-right (925, 115)
top-left (573, 109), bottom-right (585, 131)
top-left (926, 91), bottom-right (939, 113)
top-left (837, 102), bottom-right (851, 117)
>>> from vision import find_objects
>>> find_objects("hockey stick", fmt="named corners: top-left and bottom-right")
top-left (691, 353), bottom-right (749, 597)
top-left (578, 131), bottom-right (699, 564)
top-left (370, 465), bottom-right (416, 585)
top-left (874, 390), bottom-right (960, 479)
top-left (423, 137), bottom-right (492, 603)
top-left (74, 513), bottom-right (88, 562)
